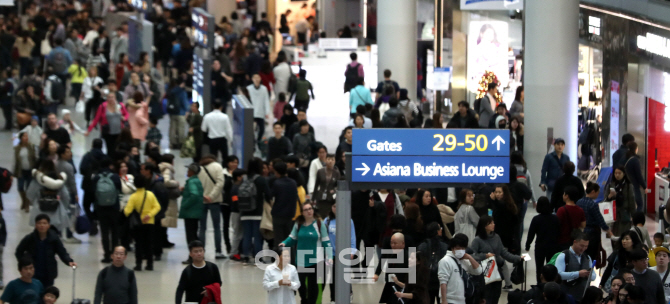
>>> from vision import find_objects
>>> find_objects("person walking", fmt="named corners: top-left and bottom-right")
top-left (540, 138), bottom-right (570, 202)
top-left (525, 197), bottom-right (560, 283)
top-left (606, 167), bottom-right (637, 237)
top-left (650, 246), bottom-right (670, 304)
top-left (241, 158), bottom-right (272, 264)
top-left (556, 186), bottom-right (586, 250)
top-left (600, 231), bottom-right (643, 292)
top-left (186, 102), bottom-right (204, 162)
top-left (0, 257), bottom-right (44, 303)
top-left (550, 162), bottom-right (585, 211)
top-left (629, 248), bottom-right (666, 304)
top-left (454, 189), bottom-right (479, 246)
top-left (92, 158), bottom-right (123, 263)
top-left (197, 155), bottom-right (226, 259)
top-left (509, 86), bottom-right (524, 122)
top-left (271, 162), bottom-right (298, 247)
top-left (179, 163), bottom-right (204, 264)
top-left (175, 241), bottom-right (223, 304)
top-left (478, 83), bottom-right (497, 128)
top-left (280, 202), bottom-right (333, 304)
top-left (273, 51), bottom-right (292, 97)
top-left (343, 52), bottom-right (364, 93)
top-left (14, 131), bottom-right (37, 213)
top-left (613, 134), bottom-right (635, 168)
top-left (470, 216), bottom-right (522, 304)
top-left (263, 247), bottom-right (300, 304)
top-left (247, 74), bottom-right (271, 143)
top-left (123, 175), bottom-right (161, 271)
top-left (86, 92), bottom-right (129, 155)
top-left (267, 122), bottom-right (293, 162)
top-left (438, 234), bottom-right (483, 304)
top-left (313, 154), bottom-right (340, 219)
top-left (126, 92), bottom-right (150, 143)
top-left (166, 79), bottom-right (190, 149)
top-left (555, 231), bottom-right (597, 302)
top-left (15, 214), bottom-right (76, 287)
top-left (81, 67), bottom-right (105, 125)
top-left (577, 182), bottom-right (613, 261)
top-left (221, 156), bottom-right (239, 254)
top-left (349, 78), bottom-right (373, 118)
top-left (26, 161), bottom-right (71, 239)
top-left (624, 142), bottom-right (647, 212)
top-left (289, 69), bottom-right (315, 112)
top-left (94, 246), bottom-right (138, 304)
top-left (139, 162), bottom-right (171, 257)
top-left (201, 101), bottom-right (233, 161)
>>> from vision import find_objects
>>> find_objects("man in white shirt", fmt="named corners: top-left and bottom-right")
top-left (650, 246), bottom-right (670, 304)
top-left (438, 234), bottom-right (482, 304)
top-left (246, 74), bottom-right (271, 143)
top-left (201, 101), bottom-right (233, 161)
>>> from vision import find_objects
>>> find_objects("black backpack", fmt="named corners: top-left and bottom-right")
top-left (49, 76), bottom-right (65, 103)
top-left (166, 91), bottom-right (181, 115)
top-left (344, 63), bottom-right (360, 92)
top-left (450, 256), bottom-right (479, 304)
top-left (474, 98), bottom-right (483, 114)
top-left (38, 187), bottom-right (60, 212)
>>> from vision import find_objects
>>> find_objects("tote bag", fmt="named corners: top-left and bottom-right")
top-left (260, 201), bottom-right (274, 240)
top-left (482, 257), bottom-right (502, 285)
top-left (599, 201), bottom-right (615, 223)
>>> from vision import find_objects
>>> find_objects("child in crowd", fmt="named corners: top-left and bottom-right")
top-left (273, 92), bottom-right (287, 121)
top-left (653, 233), bottom-right (669, 249)
top-left (42, 286), bottom-right (60, 304)
top-left (58, 109), bottom-right (84, 134)
top-left (631, 211), bottom-right (654, 249)
top-left (229, 168), bottom-right (246, 262)
top-left (146, 118), bottom-right (162, 146)
top-left (19, 116), bottom-right (43, 147)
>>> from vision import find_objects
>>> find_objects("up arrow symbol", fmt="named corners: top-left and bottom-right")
top-left (355, 163), bottom-right (370, 176)
top-left (492, 136), bottom-right (505, 151)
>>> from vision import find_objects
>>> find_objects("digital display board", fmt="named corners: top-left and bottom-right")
top-left (351, 129), bottom-right (510, 185)
top-left (193, 47), bottom-right (212, 114)
top-left (191, 8), bottom-right (214, 49)
top-left (127, 0), bottom-right (152, 13)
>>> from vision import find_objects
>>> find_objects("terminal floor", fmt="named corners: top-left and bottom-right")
top-left (0, 101), bottom-right (658, 303)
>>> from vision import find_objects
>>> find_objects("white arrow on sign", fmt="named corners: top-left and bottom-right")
top-left (492, 136), bottom-right (506, 151)
top-left (355, 163), bottom-right (370, 176)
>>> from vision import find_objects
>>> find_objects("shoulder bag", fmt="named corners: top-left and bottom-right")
top-left (127, 191), bottom-right (147, 230)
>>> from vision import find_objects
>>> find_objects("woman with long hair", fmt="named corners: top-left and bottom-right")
top-left (488, 184), bottom-right (519, 253)
top-left (81, 66), bottom-right (104, 125)
top-left (415, 189), bottom-right (445, 243)
top-left (116, 160), bottom-right (136, 252)
top-left (279, 202), bottom-right (332, 304)
top-left (624, 142), bottom-right (646, 212)
top-left (454, 188), bottom-right (479, 245)
top-left (26, 160), bottom-right (71, 236)
top-left (86, 91), bottom-right (129, 155)
top-left (606, 166), bottom-right (637, 236)
top-left (403, 202), bottom-right (425, 246)
top-left (510, 152), bottom-right (535, 206)
top-left (581, 286), bottom-right (604, 304)
top-left (432, 113), bottom-right (444, 128)
top-left (126, 91), bottom-right (149, 142)
top-left (600, 230), bottom-right (642, 291)
top-left (14, 131), bottom-right (37, 212)
top-left (509, 117), bottom-right (524, 153)
top-left (15, 31), bottom-right (35, 78)
top-left (262, 247), bottom-right (300, 304)
top-left (510, 86), bottom-right (524, 122)
top-left (39, 138), bottom-right (59, 163)
top-left (370, 108), bottom-right (382, 128)
top-left (259, 60), bottom-right (275, 98)
top-left (229, 38), bottom-right (249, 93)
top-left (417, 222), bottom-right (448, 304)
top-left (470, 216), bottom-right (522, 304)
top-left (115, 53), bottom-right (131, 88)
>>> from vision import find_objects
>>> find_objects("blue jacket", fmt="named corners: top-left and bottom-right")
top-left (349, 85), bottom-right (373, 113)
top-left (170, 87), bottom-right (190, 116)
top-left (541, 152), bottom-right (570, 190)
top-left (46, 46), bottom-right (73, 74)
top-left (325, 217), bottom-right (356, 255)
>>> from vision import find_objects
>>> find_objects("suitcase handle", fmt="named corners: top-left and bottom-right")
top-left (72, 265), bottom-right (77, 302)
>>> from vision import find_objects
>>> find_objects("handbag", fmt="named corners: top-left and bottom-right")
top-left (180, 135), bottom-right (195, 158)
top-left (127, 191), bottom-right (147, 230)
top-left (260, 201), bottom-right (274, 240)
top-left (38, 188), bottom-right (60, 212)
top-left (482, 257), bottom-right (502, 285)
top-left (599, 201), bottom-right (615, 223)
top-left (510, 261), bottom-right (524, 285)
top-left (16, 112), bottom-right (31, 126)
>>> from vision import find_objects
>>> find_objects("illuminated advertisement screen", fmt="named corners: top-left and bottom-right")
top-left (192, 48), bottom-right (212, 113)
top-left (467, 21), bottom-right (509, 94)
top-left (127, 0), bottom-right (152, 13)
top-left (191, 8), bottom-right (214, 49)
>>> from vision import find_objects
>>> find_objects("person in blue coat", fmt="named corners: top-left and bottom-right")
top-left (324, 202), bottom-right (355, 303)
top-left (624, 142), bottom-right (647, 212)
top-left (540, 138), bottom-right (571, 203)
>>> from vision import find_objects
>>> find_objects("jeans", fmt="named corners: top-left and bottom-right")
top-left (98, 206), bottom-right (120, 257)
top-left (242, 220), bottom-right (262, 258)
top-left (230, 212), bottom-right (243, 255)
top-left (254, 117), bottom-right (265, 142)
top-left (134, 224), bottom-right (154, 267)
top-left (199, 203), bottom-right (222, 253)
top-left (220, 204), bottom-right (231, 252)
top-left (17, 170), bottom-right (33, 191)
top-left (169, 115), bottom-right (186, 146)
top-left (184, 218), bottom-right (199, 246)
top-left (208, 137), bottom-right (228, 162)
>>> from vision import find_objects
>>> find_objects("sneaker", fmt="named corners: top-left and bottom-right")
top-left (243, 257), bottom-right (253, 266)
top-left (215, 252), bottom-right (227, 259)
top-left (350, 293), bottom-right (353, 303)
top-left (230, 254), bottom-right (243, 262)
top-left (64, 237), bottom-right (82, 244)
top-left (100, 258), bottom-right (113, 263)
top-left (502, 285), bottom-right (514, 291)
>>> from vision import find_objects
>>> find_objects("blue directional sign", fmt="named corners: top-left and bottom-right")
top-left (352, 129), bottom-right (510, 156)
top-left (351, 129), bottom-right (509, 184)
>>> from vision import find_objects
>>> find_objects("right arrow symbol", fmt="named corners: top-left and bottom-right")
top-left (492, 136), bottom-right (505, 151)
top-left (355, 163), bottom-right (370, 176)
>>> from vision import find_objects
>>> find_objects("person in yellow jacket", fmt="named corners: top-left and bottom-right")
top-left (123, 175), bottom-right (161, 271)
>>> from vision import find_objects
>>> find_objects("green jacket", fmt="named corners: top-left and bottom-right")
top-left (178, 176), bottom-right (204, 219)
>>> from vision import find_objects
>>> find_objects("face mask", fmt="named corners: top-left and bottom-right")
top-left (454, 249), bottom-right (466, 259)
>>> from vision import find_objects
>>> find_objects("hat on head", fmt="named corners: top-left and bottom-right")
top-left (186, 163), bottom-right (200, 174)
top-left (31, 115), bottom-right (39, 121)
top-left (653, 246), bottom-right (670, 256)
top-left (554, 138), bottom-right (565, 145)
top-left (61, 109), bottom-right (70, 116)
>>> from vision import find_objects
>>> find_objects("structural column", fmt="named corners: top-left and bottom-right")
top-left (524, 0), bottom-right (579, 194)
top-left (377, 0), bottom-right (417, 101)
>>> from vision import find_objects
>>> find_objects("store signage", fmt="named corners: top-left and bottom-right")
top-left (610, 81), bottom-right (620, 165)
top-left (461, 0), bottom-right (522, 10)
top-left (432, 67), bottom-right (452, 91)
top-left (192, 8), bottom-right (214, 49)
top-left (127, 0), bottom-right (151, 13)
top-left (352, 129), bottom-right (509, 184)
top-left (192, 48), bottom-right (212, 114)
top-left (637, 33), bottom-right (670, 59)
top-left (588, 16), bottom-right (601, 36)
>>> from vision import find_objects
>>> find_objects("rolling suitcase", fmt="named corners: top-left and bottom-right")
top-left (71, 266), bottom-right (91, 304)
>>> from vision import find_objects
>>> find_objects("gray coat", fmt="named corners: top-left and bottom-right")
top-left (478, 95), bottom-right (496, 128)
top-left (27, 170), bottom-right (71, 233)
top-left (470, 232), bottom-right (522, 266)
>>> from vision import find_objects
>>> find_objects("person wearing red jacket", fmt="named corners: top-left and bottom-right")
top-left (85, 91), bottom-right (129, 155)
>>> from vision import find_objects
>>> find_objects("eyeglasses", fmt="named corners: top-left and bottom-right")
top-left (303, 208), bottom-right (313, 212)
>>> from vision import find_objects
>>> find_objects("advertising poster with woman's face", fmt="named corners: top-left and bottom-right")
top-left (467, 21), bottom-right (509, 93)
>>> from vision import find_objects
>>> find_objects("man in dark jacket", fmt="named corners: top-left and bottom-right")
top-left (271, 162), bottom-right (298, 245)
top-left (80, 139), bottom-right (107, 236)
top-left (448, 101), bottom-right (479, 128)
top-left (94, 246), bottom-right (138, 304)
top-left (15, 214), bottom-right (76, 287)
top-left (550, 161), bottom-right (585, 212)
top-left (523, 265), bottom-right (574, 304)
top-left (509, 166), bottom-right (533, 248)
top-left (381, 98), bottom-right (402, 128)
top-left (140, 162), bottom-right (170, 260)
top-left (540, 138), bottom-right (571, 203)
top-left (92, 158), bottom-right (123, 263)
top-left (612, 133), bottom-right (634, 168)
